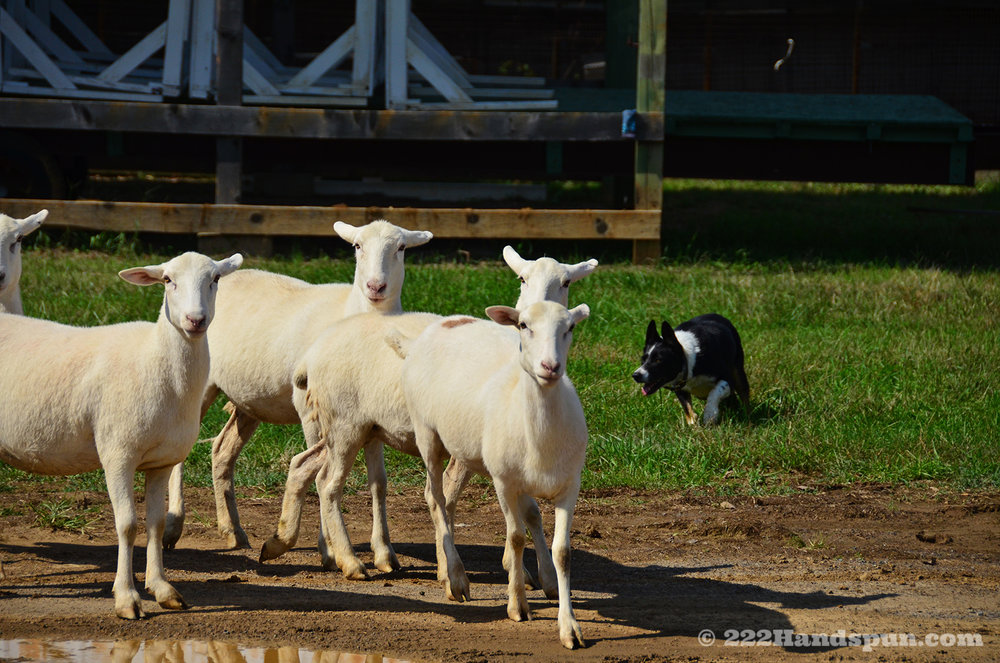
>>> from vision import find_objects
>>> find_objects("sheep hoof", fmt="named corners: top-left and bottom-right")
top-left (224, 529), bottom-right (251, 550)
top-left (374, 549), bottom-right (401, 573)
top-left (115, 597), bottom-right (145, 620)
top-left (507, 601), bottom-right (531, 622)
top-left (163, 513), bottom-right (183, 549)
top-left (158, 594), bottom-right (189, 611)
top-left (444, 577), bottom-right (471, 603)
top-left (258, 537), bottom-right (288, 563)
top-left (341, 560), bottom-right (369, 581)
top-left (560, 623), bottom-right (585, 650)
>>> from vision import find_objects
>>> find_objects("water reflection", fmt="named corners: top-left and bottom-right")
top-left (0, 639), bottom-right (412, 663)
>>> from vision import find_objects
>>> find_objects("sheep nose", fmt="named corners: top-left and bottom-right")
top-left (186, 314), bottom-right (207, 330)
top-left (366, 279), bottom-right (387, 295)
top-left (541, 361), bottom-right (560, 375)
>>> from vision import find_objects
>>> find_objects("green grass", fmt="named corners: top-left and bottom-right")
top-left (2, 177), bottom-right (998, 496)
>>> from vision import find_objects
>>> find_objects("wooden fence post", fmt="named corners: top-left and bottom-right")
top-left (633, 0), bottom-right (665, 264)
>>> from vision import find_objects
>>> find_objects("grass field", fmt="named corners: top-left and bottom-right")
top-left (2, 177), bottom-right (998, 498)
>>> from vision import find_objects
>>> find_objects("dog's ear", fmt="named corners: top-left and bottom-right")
top-left (645, 320), bottom-right (660, 344)
top-left (660, 321), bottom-right (673, 340)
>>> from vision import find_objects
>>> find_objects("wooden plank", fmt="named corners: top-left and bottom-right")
top-left (0, 8), bottom-right (75, 89)
top-left (406, 36), bottom-right (471, 103)
top-left (21, 7), bottom-right (82, 64)
top-left (285, 25), bottom-right (355, 89)
top-left (1, 199), bottom-right (661, 240)
top-left (97, 21), bottom-right (166, 84)
top-left (632, 0), bottom-right (666, 265)
top-left (50, 0), bottom-right (112, 56)
top-left (188, 0), bottom-right (214, 99)
top-left (385, 0), bottom-right (409, 108)
top-left (350, 0), bottom-right (377, 95)
top-left (0, 99), bottom-right (664, 141)
top-left (161, 0), bottom-right (189, 96)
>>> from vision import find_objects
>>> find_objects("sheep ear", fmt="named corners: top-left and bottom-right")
top-left (569, 304), bottom-right (590, 324)
top-left (18, 209), bottom-right (48, 235)
top-left (486, 305), bottom-right (520, 327)
top-left (215, 253), bottom-right (244, 277)
top-left (118, 265), bottom-right (165, 286)
top-left (333, 221), bottom-right (359, 243)
top-left (566, 258), bottom-right (598, 283)
top-left (502, 245), bottom-right (527, 274)
top-left (402, 228), bottom-right (433, 247)
top-left (645, 320), bottom-right (660, 344)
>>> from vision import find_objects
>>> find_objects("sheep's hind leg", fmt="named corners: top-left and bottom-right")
top-left (211, 403), bottom-right (260, 548)
top-left (522, 495), bottom-right (558, 599)
top-left (419, 424), bottom-right (470, 602)
top-left (365, 441), bottom-right (401, 573)
top-left (316, 425), bottom-right (370, 580)
top-left (143, 466), bottom-right (188, 611)
top-left (162, 462), bottom-right (185, 549)
top-left (259, 441), bottom-right (327, 562)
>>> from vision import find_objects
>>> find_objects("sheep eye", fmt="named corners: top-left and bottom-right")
top-left (562, 280), bottom-right (570, 288)
top-left (518, 322), bottom-right (527, 330)
top-left (213, 274), bottom-right (221, 284)
top-left (354, 243), bottom-right (362, 251)
top-left (518, 276), bottom-right (526, 284)
top-left (398, 244), bottom-right (406, 252)
top-left (163, 276), bottom-right (172, 284)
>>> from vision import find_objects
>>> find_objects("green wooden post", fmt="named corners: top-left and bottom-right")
top-left (633, 0), bottom-right (665, 264)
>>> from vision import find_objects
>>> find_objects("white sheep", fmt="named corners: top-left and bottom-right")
top-left (163, 220), bottom-right (433, 550)
top-left (0, 209), bottom-right (48, 314)
top-left (400, 301), bottom-right (591, 649)
top-left (259, 311), bottom-right (443, 578)
top-left (0, 251), bottom-right (243, 618)
top-left (257, 247), bottom-right (598, 581)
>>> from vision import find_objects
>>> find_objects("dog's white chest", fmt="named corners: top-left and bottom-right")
top-left (685, 374), bottom-right (717, 400)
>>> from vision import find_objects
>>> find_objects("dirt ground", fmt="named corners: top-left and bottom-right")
top-left (0, 482), bottom-right (997, 662)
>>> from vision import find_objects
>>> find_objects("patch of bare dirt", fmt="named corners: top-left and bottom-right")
top-left (1, 482), bottom-right (998, 662)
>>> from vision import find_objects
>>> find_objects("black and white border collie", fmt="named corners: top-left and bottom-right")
top-left (632, 313), bottom-right (750, 425)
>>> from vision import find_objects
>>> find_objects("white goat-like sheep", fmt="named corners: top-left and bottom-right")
top-left (399, 301), bottom-right (591, 649)
top-left (0, 252), bottom-right (243, 618)
top-left (163, 220), bottom-right (433, 549)
top-left (0, 209), bottom-right (48, 314)
top-left (257, 246), bottom-right (597, 579)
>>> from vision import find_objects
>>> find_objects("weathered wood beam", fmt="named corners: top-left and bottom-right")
top-left (632, 0), bottom-right (666, 264)
top-left (0, 98), bottom-right (663, 142)
top-left (2, 199), bottom-right (660, 240)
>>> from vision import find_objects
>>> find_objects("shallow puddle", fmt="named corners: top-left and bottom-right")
top-left (0, 639), bottom-right (412, 663)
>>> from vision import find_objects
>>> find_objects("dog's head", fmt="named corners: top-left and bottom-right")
top-left (632, 320), bottom-right (687, 396)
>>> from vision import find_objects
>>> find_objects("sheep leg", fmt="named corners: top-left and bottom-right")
top-left (522, 495), bottom-right (558, 599)
top-left (495, 479), bottom-right (531, 622)
top-left (702, 380), bottom-right (731, 426)
top-left (553, 490), bottom-right (585, 649)
top-left (316, 426), bottom-right (370, 580)
top-left (442, 458), bottom-right (472, 531)
top-left (210, 404), bottom-right (260, 549)
top-left (419, 425), bottom-right (470, 602)
top-left (259, 440), bottom-right (327, 562)
top-left (104, 462), bottom-right (144, 619)
top-left (163, 384), bottom-right (221, 549)
top-left (162, 462), bottom-right (185, 549)
top-left (142, 466), bottom-right (188, 611)
top-left (365, 441), bottom-right (401, 573)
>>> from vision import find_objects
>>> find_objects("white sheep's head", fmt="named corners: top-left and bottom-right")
top-left (118, 252), bottom-right (243, 339)
top-left (502, 245), bottom-right (598, 309)
top-left (334, 220), bottom-right (433, 310)
top-left (487, 301), bottom-right (590, 387)
top-left (0, 209), bottom-right (48, 297)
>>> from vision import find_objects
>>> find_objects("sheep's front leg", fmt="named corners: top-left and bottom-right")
top-left (104, 463), bottom-right (143, 619)
top-left (702, 380), bottom-right (731, 426)
top-left (316, 426), bottom-right (370, 580)
top-left (162, 461), bottom-right (185, 549)
top-left (365, 441), bottom-right (401, 573)
top-left (419, 425), bottom-right (469, 602)
top-left (553, 491), bottom-right (585, 649)
top-left (211, 404), bottom-right (260, 548)
top-left (259, 440), bottom-right (327, 562)
top-left (143, 466), bottom-right (188, 611)
top-left (495, 479), bottom-right (530, 622)
top-left (442, 459), bottom-right (473, 530)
